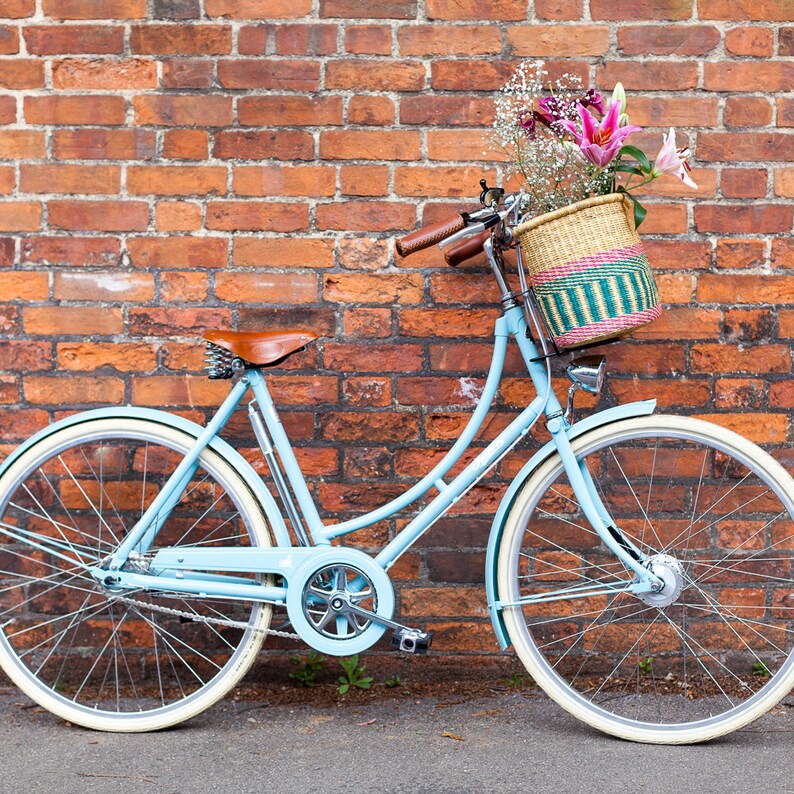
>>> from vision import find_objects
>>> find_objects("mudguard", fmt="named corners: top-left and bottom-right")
top-left (0, 406), bottom-right (292, 547)
top-left (485, 400), bottom-right (657, 650)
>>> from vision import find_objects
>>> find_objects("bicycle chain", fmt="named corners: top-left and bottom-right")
top-left (110, 594), bottom-right (300, 640)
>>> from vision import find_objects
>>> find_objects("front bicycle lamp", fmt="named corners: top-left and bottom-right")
top-left (564, 354), bottom-right (606, 422)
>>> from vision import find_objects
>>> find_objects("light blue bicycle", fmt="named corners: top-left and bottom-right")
top-left (0, 185), bottom-right (792, 743)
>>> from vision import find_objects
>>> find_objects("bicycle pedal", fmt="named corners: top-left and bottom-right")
top-left (391, 628), bottom-right (432, 654)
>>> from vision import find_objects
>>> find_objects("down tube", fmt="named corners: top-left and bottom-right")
top-left (376, 393), bottom-right (545, 569)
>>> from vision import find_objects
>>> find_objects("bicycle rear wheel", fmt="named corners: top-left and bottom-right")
top-left (497, 415), bottom-right (794, 743)
top-left (0, 418), bottom-right (273, 731)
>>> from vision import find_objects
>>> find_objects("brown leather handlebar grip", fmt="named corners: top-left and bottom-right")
top-left (444, 229), bottom-right (490, 267)
top-left (395, 214), bottom-right (466, 258)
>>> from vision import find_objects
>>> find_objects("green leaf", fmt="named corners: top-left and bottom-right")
top-left (358, 677), bottom-right (373, 689)
top-left (617, 187), bottom-right (648, 229)
top-left (338, 682), bottom-right (349, 694)
top-left (619, 145), bottom-right (651, 174)
top-left (614, 164), bottom-right (644, 176)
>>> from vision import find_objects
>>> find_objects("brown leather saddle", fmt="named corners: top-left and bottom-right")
top-left (203, 329), bottom-right (317, 367)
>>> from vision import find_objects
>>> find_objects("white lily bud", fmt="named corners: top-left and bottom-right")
top-left (611, 82), bottom-right (626, 113)
top-left (618, 113), bottom-right (631, 127)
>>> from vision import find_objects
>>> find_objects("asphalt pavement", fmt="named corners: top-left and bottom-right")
top-left (1, 688), bottom-right (792, 794)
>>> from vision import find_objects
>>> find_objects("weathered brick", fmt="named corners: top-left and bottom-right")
top-left (52, 58), bottom-right (157, 90)
top-left (127, 236), bottom-right (228, 268)
top-left (327, 59), bottom-right (424, 91)
top-left (214, 131), bottom-right (314, 160)
top-left (161, 58), bottom-right (212, 89)
top-left (347, 96), bottom-right (395, 126)
top-left (25, 375), bottom-right (124, 405)
top-left (721, 169), bottom-right (768, 199)
top-left (694, 204), bottom-right (792, 234)
top-left (0, 0), bottom-right (33, 18)
top-left (0, 201), bottom-right (39, 231)
top-left (704, 62), bottom-right (794, 92)
top-left (162, 129), bottom-right (209, 160)
top-left (127, 165), bottom-right (227, 196)
top-left (153, 0), bottom-right (200, 19)
top-left (427, 0), bottom-right (525, 19)
top-left (233, 165), bottom-right (335, 197)
top-left (21, 236), bottom-right (120, 266)
top-left (0, 130), bottom-right (44, 159)
top-left (0, 96), bottom-right (15, 125)
top-left (274, 23), bottom-right (337, 54)
top-left (725, 96), bottom-right (772, 128)
top-left (507, 25), bottom-right (609, 56)
top-left (130, 24), bottom-right (231, 54)
top-left (133, 95), bottom-right (232, 127)
top-left (53, 271), bottom-right (154, 301)
top-left (25, 95), bottom-right (125, 125)
top-left (617, 24), bottom-right (719, 55)
top-left (699, 0), bottom-right (794, 20)
top-left (57, 342), bottom-right (156, 372)
top-left (206, 201), bottom-right (308, 232)
top-left (218, 60), bottom-right (319, 91)
top-left (320, 130), bottom-right (420, 161)
top-left (206, 0), bottom-right (312, 17)
top-left (345, 25), bottom-right (391, 54)
top-left (535, 0), bottom-right (582, 18)
top-left (394, 166), bottom-right (497, 197)
top-left (238, 96), bottom-right (343, 126)
top-left (598, 61), bottom-right (698, 90)
top-left (316, 201), bottom-right (415, 232)
top-left (48, 200), bottom-right (149, 232)
top-left (214, 272), bottom-right (317, 304)
top-left (725, 26), bottom-right (773, 56)
top-left (53, 129), bottom-right (155, 160)
top-left (0, 60), bottom-right (43, 89)
top-left (43, 0), bottom-right (145, 18)
top-left (400, 96), bottom-right (493, 127)
top-left (233, 237), bottom-right (335, 268)
top-left (324, 272), bottom-right (422, 304)
top-left (320, 0), bottom-right (415, 18)
top-left (155, 201), bottom-right (202, 231)
top-left (698, 274), bottom-right (794, 304)
top-left (716, 239), bottom-right (766, 269)
top-left (20, 165), bottom-right (121, 195)
top-left (24, 25), bottom-right (123, 54)
top-left (398, 25), bottom-right (501, 55)
top-left (340, 165), bottom-right (389, 196)
top-left (24, 306), bottom-right (123, 335)
top-left (592, 0), bottom-right (692, 18)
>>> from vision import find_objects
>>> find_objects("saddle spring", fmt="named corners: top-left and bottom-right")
top-left (204, 341), bottom-right (236, 380)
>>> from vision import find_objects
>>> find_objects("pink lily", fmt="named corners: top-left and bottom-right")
top-left (561, 100), bottom-right (641, 168)
top-left (652, 127), bottom-right (697, 189)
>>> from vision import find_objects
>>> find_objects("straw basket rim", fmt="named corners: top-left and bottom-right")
top-left (512, 192), bottom-right (633, 239)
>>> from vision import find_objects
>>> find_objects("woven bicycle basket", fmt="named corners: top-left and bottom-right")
top-left (513, 193), bottom-right (662, 349)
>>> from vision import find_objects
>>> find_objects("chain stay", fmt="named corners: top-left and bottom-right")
top-left (111, 594), bottom-right (300, 639)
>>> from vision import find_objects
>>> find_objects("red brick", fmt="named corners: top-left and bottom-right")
top-left (704, 62), bottom-right (794, 92)
top-left (25, 95), bottom-right (125, 125)
top-left (130, 24), bottom-right (230, 54)
top-left (0, 0), bottom-right (33, 17)
top-left (0, 130), bottom-right (45, 159)
top-left (432, 59), bottom-right (589, 91)
top-left (206, 0), bottom-right (311, 17)
top-left (162, 129), bottom-right (208, 160)
top-left (427, 0), bottom-right (525, 19)
top-left (0, 96), bottom-right (15, 125)
top-left (21, 236), bottom-right (120, 266)
top-left (695, 204), bottom-right (792, 234)
top-left (218, 59), bottom-right (319, 91)
top-left (724, 308), bottom-right (775, 341)
top-left (399, 308), bottom-right (498, 338)
top-left (337, 238), bottom-right (389, 271)
top-left (782, 27), bottom-right (794, 56)
top-left (0, 201), bottom-right (39, 231)
top-left (398, 25), bottom-right (501, 55)
top-left (342, 377), bottom-right (391, 407)
top-left (25, 375), bottom-right (124, 404)
top-left (716, 239), bottom-right (766, 269)
top-left (320, 0), bottom-right (415, 18)
top-left (345, 25), bottom-right (391, 54)
top-left (127, 166), bottom-right (226, 196)
top-left (133, 95), bottom-right (232, 126)
top-left (128, 307), bottom-right (230, 336)
top-left (777, 99), bottom-right (794, 128)
top-left (162, 58), bottom-right (212, 88)
top-left (771, 238), bottom-right (794, 268)
top-left (52, 58), bottom-right (157, 90)
top-left (20, 165), bottom-right (121, 195)
top-left (320, 130), bottom-right (420, 161)
top-left (159, 270), bottom-right (208, 301)
top-left (53, 129), bottom-right (155, 160)
top-left (724, 96), bottom-right (772, 128)
top-left (214, 131), bottom-right (314, 160)
top-left (400, 96), bottom-right (493, 127)
top-left (237, 24), bottom-right (268, 54)
top-left (129, 375), bottom-right (228, 406)
top-left (592, 0), bottom-right (692, 17)
top-left (698, 274), bottom-right (794, 304)
top-left (0, 270), bottom-right (46, 298)
top-left (394, 166), bottom-right (496, 197)
top-left (274, 23), bottom-right (337, 54)
top-left (698, 133), bottom-right (794, 161)
top-left (24, 24), bottom-right (122, 53)
top-left (233, 238), bottom-right (335, 268)
top-left (340, 165), bottom-right (389, 196)
top-left (721, 169), bottom-right (768, 199)
top-left (626, 97), bottom-right (718, 128)
top-left (324, 342), bottom-right (422, 371)
top-left (127, 236), bottom-right (228, 269)
top-left (238, 96), bottom-right (343, 126)
top-left (316, 201), bottom-right (415, 232)
top-left (507, 25), bottom-right (609, 56)
top-left (0, 165), bottom-right (13, 193)
top-left (535, 0), bottom-right (581, 17)
top-left (725, 26), bottom-right (773, 56)
top-left (53, 272), bottom-right (154, 302)
top-left (699, 0), bottom-right (794, 20)
top-left (155, 201), bottom-right (202, 231)
top-left (214, 272), bottom-right (317, 304)
top-left (617, 24), bottom-right (719, 55)
top-left (598, 61), bottom-right (698, 91)
top-left (153, 0), bottom-right (199, 18)
top-left (324, 272), bottom-right (422, 304)
top-left (327, 59), bottom-right (424, 91)
top-left (233, 165), bottom-right (335, 197)
top-left (56, 341), bottom-right (157, 372)
top-left (342, 308), bottom-right (391, 338)
top-left (24, 306), bottom-right (123, 335)
top-left (206, 201), bottom-right (308, 232)
top-left (347, 96), bottom-right (395, 126)
top-left (43, 0), bottom-right (146, 17)
top-left (48, 200), bottom-right (149, 232)
top-left (715, 378), bottom-right (764, 409)
top-left (0, 60), bottom-right (42, 89)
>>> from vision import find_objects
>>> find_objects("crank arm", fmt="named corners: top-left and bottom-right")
top-left (341, 600), bottom-right (418, 634)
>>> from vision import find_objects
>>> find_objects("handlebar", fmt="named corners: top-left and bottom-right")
top-left (395, 214), bottom-right (466, 258)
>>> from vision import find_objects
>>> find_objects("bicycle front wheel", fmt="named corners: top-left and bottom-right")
top-left (497, 415), bottom-right (794, 744)
top-left (0, 418), bottom-right (274, 731)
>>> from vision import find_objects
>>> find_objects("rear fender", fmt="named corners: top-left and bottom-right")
top-left (0, 406), bottom-right (291, 547)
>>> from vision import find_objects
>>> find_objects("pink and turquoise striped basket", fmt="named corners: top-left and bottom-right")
top-left (513, 193), bottom-right (662, 350)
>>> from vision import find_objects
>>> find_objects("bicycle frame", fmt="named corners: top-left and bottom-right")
top-left (84, 301), bottom-right (661, 612)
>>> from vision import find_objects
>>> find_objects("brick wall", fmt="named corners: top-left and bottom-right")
top-left (1, 0), bottom-right (793, 674)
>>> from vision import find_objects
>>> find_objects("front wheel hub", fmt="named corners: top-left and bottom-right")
top-left (636, 553), bottom-right (684, 608)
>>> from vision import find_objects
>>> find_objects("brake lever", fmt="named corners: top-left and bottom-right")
top-left (438, 208), bottom-right (509, 250)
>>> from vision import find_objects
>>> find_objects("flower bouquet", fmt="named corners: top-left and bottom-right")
top-left (488, 63), bottom-right (696, 349)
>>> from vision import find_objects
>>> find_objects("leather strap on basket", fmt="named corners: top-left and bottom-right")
top-left (395, 214), bottom-right (466, 257)
top-left (444, 229), bottom-right (490, 267)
